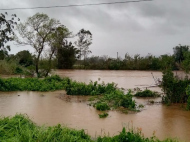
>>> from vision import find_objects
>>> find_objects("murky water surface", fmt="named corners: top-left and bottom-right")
top-left (0, 70), bottom-right (190, 141)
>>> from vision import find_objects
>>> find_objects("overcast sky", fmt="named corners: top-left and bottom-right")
top-left (1, 0), bottom-right (190, 58)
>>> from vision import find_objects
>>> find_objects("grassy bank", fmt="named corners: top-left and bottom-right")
top-left (0, 114), bottom-right (179, 142)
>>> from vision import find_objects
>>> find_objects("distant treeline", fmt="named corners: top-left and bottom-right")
top-left (1, 44), bottom-right (189, 75)
top-left (74, 44), bottom-right (190, 71)
top-left (74, 54), bottom-right (174, 70)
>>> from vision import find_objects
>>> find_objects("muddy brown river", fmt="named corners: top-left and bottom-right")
top-left (0, 70), bottom-right (190, 141)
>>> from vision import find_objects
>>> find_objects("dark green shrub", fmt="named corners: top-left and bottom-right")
top-left (134, 90), bottom-right (160, 97)
top-left (15, 67), bottom-right (23, 74)
top-left (96, 102), bottom-right (110, 111)
top-left (186, 85), bottom-right (190, 110)
top-left (98, 112), bottom-right (108, 118)
top-left (161, 69), bottom-right (190, 104)
top-left (121, 95), bottom-right (136, 109)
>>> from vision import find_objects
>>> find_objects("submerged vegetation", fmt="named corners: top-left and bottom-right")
top-left (89, 90), bottom-right (136, 113)
top-left (98, 112), bottom-right (109, 118)
top-left (134, 89), bottom-right (161, 98)
top-left (0, 114), bottom-right (180, 142)
top-left (0, 75), bottom-right (136, 112)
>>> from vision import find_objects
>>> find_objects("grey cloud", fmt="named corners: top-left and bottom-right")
top-left (1, 0), bottom-right (190, 57)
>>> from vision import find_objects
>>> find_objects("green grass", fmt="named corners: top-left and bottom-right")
top-left (0, 114), bottom-right (91, 142)
top-left (0, 75), bottom-right (69, 91)
top-left (0, 114), bottom-right (180, 142)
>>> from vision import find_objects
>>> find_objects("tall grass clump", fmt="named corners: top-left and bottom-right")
top-left (0, 114), bottom-right (180, 142)
top-left (97, 127), bottom-right (179, 142)
top-left (0, 114), bottom-right (91, 142)
top-left (65, 80), bottom-right (117, 95)
top-left (0, 75), bottom-right (69, 91)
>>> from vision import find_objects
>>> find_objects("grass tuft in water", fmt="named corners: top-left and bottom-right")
top-left (98, 112), bottom-right (109, 118)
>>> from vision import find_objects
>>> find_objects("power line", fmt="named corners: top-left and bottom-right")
top-left (0, 0), bottom-right (153, 11)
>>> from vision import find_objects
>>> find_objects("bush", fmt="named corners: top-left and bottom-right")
top-left (134, 90), bottom-right (161, 97)
top-left (96, 102), bottom-right (110, 111)
top-left (0, 75), bottom-right (69, 92)
top-left (161, 69), bottom-right (190, 104)
top-left (98, 112), bottom-right (109, 118)
top-left (65, 80), bottom-right (117, 96)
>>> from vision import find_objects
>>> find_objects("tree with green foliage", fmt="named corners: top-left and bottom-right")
top-left (75, 29), bottom-right (92, 64)
top-left (173, 44), bottom-right (189, 63)
top-left (57, 40), bottom-right (79, 69)
top-left (0, 12), bottom-right (19, 50)
top-left (46, 25), bottom-right (73, 70)
top-left (0, 12), bottom-right (20, 61)
top-left (15, 50), bottom-right (33, 67)
top-left (182, 51), bottom-right (190, 73)
top-left (0, 50), bottom-right (8, 60)
top-left (16, 13), bottom-right (61, 77)
top-left (160, 54), bottom-right (175, 70)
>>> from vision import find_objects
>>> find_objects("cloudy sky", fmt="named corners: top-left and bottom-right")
top-left (1, 0), bottom-right (190, 58)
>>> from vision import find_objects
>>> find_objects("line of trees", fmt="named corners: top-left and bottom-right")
top-left (2, 12), bottom-right (190, 77)
top-left (0, 12), bottom-right (93, 77)
top-left (74, 44), bottom-right (190, 71)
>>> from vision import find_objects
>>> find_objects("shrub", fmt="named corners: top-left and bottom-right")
top-left (98, 112), bottom-right (109, 118)
top-left (161, 69), bottom-right (190, 104)
top-left (96, 102), bottom-right (110, 111)
top-left (134, 90), bottom-right (161, 97)
top-left (186, 85), bottom-right (190, 110)
top-left (0, 75), bottom-right (69, 92)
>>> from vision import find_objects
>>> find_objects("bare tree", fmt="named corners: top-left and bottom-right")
top-left (16, 13), bottom-right (60, 77)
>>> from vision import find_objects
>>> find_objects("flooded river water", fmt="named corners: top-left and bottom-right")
top-left (0, 70), bottom-right (190, 141)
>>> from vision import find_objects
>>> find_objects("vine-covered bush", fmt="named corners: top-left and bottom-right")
top-left (161, 69), bottom-right (190, 104)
